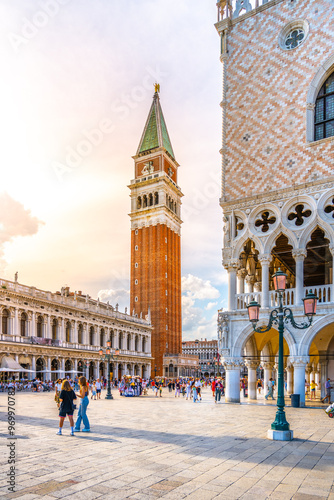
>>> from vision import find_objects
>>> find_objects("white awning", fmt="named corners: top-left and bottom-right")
top-left (0, 356), bottom-right (34, 372)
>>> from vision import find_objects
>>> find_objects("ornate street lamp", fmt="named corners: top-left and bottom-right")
top-left (99, 340), bottom-right (119, 400)
top-left (247, 268), bottom-right (317, 440)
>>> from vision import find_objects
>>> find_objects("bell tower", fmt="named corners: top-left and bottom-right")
top-left (129, 85), bottom-right (183, 376)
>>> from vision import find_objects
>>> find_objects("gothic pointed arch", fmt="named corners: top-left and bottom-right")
top-left (233, 233), bottom-right (262, 261)
top-left (263, 226), bottom-right (297, 255)
top-left (299, 219), bottom-right (334, 249)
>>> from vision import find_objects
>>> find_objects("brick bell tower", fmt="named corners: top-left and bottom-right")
top-left (129, 85), bottom-right (183, 376)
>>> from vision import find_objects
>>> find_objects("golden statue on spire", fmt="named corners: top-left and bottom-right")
top-left (154, 83), bottom-right (160, 93)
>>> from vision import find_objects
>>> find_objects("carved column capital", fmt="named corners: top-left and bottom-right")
top-left (262, 362), bottom-right (274, 370)
top-left (245, 359), bottom-right (259, 370)
top-left (292, 249), bottom-right (307, 261)
top-left (259, 254), bottom-right (272, 266)
top-left (289, 356), bottom-right (309, 368)
top-left (237, 268), bottom-right (247, 279)
top-left (223, 259), bottom-right (239, 272)
top-left (222, 357), bottom-right (244, 370)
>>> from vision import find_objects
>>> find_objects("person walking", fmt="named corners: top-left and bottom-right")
top-left (195, 378), bottom-right (202, 401)
top-left (74, 376), bottom-right (90, 432)
top-left (192, 383), bottom-right (198, 403)
top-left (265, 378), bottom-right (275, 400)
top-left (95, 379), bottom-right (102, 399)
top-left (91, 381), bottom-right (97, 400)
top-left (215, 379), bottom-right (223, 403)
top-left (310, 380), bottom-right (318, 400)
top-left (211, 378), bottom-right (216, 397)
top-left (57, 379), bottom-right (77, 436)
top-left (321, 378), bottom-right (332, 403)
top-left (186, 381), bottom-right (192, 400)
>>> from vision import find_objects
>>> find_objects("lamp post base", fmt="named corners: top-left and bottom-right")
top-left (267, 429), bottom-right (293, 441)
top-left (105, 393), bottom-right (113, 400)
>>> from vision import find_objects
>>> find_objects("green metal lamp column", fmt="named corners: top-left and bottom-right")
top-left (105, 357), bottom-right (113, 400)
top-left (271, 294), bottom-right (289, 431)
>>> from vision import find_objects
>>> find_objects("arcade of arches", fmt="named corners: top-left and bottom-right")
top-left (220, 226), bottom-right (334, 406)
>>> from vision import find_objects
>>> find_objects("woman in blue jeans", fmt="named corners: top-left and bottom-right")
top-left (74, 376), bottom-right (90, 432)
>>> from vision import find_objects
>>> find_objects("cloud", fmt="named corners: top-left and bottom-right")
top-left (97, 288), bottom-right (130, 313)
top-left (181, 274), bottom-right (220, 300)
top-left (0, 192), bottom-right (43, 272)
top-left (205, 301), bottom-right (218, 311)
top-left (181, 274), bottom-right (220, 341)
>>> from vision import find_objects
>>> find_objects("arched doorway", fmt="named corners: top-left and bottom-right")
top-left (20, 312), bottom-right (28, 336)
top-left (99, 361), bottom-right (105, 379)
top-left (88, 361), bottom-right (94, 380)
top-left (36, 358), bottom-right (45, 380)
top-left (52, 319), bottom-right (58, 340)
top-left (118, 364), bottom-right (123, 379)
top-left (51, 358), bottom-right (60, 381)
top-left (65, 359), bottom-right (72, 377)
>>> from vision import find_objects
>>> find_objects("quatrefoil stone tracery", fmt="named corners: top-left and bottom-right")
top-left (255, 211), bottom-right (276, 233)
top-left (287, 204), bottom-right (312, 226)
top-left (325, 199), bottom-right (334, 218)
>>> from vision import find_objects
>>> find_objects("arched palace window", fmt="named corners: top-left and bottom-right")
top-left (315, 72), bottom-right (334, 141)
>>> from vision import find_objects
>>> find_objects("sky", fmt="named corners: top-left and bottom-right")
top-left (1, 0), bottom-right (228, 340)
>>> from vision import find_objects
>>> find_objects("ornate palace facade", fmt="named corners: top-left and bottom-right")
top-left (216, 0), bottom-right (334, 404)
top-left (0, 278), bottom-right (152, 380)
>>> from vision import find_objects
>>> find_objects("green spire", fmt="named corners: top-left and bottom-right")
top-left (137, 90), bottom-right (175, 159)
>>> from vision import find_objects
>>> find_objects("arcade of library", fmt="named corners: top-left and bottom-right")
top-left (0, 278), bottom-right (152, 380)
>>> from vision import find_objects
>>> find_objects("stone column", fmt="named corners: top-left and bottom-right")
top-left (31, 355), bottom-right (36, 379)
top-left (47, 357), bottom-right (51, 378)
top-left (59, 318), bottom-right (65, 343)
top-left (259, 254), bottom-right (271, 309)
top-left (292, 250), bottom-right (307, 306)
top-left (286, 365), bottom-right (294, 395)
top-left (93, 361), bottom-right (98, 380)
top-left (46, 315), bottom-right (51, 339)
top-left (114, 362), bottom-right (118, 380)
top-left (72, 320), bottom-right (77, 344)
top-left (237, 269), bottom-right (247, 294)
top-left (114, 330), bottom-right (119, 350)
top-left (14, 308), bottom-right (19, 336)
top-left (262, 362), bottom-right (274, 397)
top-left (245, 360), bottom-right (258, 400)
top-left (315, 365), bottom-right (320, 387)
top-left (223, 358), bottom-right (243, 403)
top-left (319, 354), bottom-right (328, 399)
top-left (245, 275), bottom-right (256, 294)
top-left (31, 312), bottom-right (36, 337)
top-left (74, 359), bottom-right (78, 374)
top-left (60, 358), bottom-right (65, 378)
top-left (291, 356), bottom-right (309, 407)
top-left (305, 364), bottom-right (312, 385)
top-left (225, 261), bottom-right (238, 311)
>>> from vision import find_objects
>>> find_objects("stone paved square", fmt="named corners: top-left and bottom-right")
top-left (0, 387), bottom-right (333, 499)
